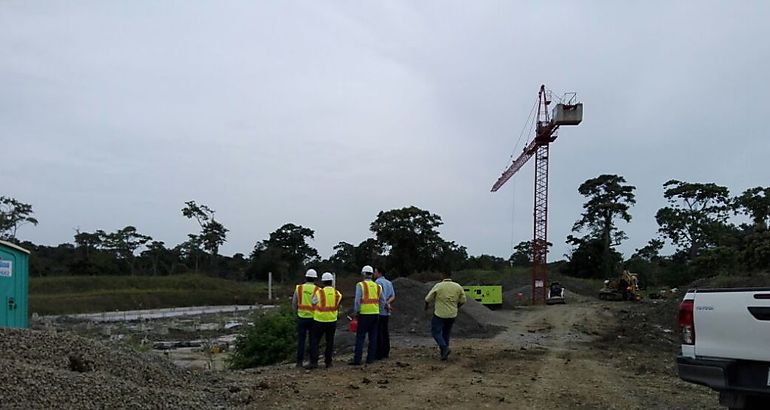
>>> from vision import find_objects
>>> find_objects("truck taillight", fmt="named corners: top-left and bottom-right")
top-left (678, 299), bottom-right (695, 345)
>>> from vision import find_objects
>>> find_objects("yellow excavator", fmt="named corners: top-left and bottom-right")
top-left (598, 270), bottom-right (642, 301)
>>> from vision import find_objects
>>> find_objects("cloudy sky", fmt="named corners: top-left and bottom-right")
top-left (2, 1), bottom-right (769, 261)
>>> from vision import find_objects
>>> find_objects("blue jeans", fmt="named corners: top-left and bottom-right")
top-left (296, 317), bottom-right (314, 364)
top-left (353, 314), bottom-right (379, 364)
top-left (431, 315), bottom-right (455, 351)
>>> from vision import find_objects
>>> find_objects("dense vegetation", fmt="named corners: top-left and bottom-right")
top-left (3, 177), bottom-right (769, 290)
top-left (228, 308), bottom-right (296, 369)
top-left (562, 177), bottom-right (770, 287)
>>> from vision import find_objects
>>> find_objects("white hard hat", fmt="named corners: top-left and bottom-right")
top-left (361, 265), bottom-right (374, 274)
top-left (321, 272), bottom-right (334, 281)
top-left (305, 269), bottom-right (318, 278)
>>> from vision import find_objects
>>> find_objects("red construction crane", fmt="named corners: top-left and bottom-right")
top-left (491, 84), bottom-right (582, 304)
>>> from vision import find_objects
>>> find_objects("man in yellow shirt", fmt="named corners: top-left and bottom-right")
top-left (424, 271), bottom-right (466, 361)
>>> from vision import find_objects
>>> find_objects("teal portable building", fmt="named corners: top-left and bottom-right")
top-left (0, 240), bottom-right (29, 328)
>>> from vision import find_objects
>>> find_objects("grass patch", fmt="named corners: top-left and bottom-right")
top-left (30, 274), bottom-right (279, 315)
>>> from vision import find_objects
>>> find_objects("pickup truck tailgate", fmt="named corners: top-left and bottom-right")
top-left (695, 290), bottom-right (770, 362)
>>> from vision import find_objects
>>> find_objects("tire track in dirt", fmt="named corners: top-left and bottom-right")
top-left (494, 302), bottom-right (641, 409)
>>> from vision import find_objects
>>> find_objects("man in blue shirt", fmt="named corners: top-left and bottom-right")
top-left (374, 267), bottom-right (395, 360)
top-left (349, 265), bottom-right (385, 365)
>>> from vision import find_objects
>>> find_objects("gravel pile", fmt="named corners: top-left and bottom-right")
top-left (389, 278), bottom-right (503, 337)
top-left (0, 328), bottom-right (238, 409)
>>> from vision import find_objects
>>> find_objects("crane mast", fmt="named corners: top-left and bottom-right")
top-left (491, 85), bottom-right (582, 304)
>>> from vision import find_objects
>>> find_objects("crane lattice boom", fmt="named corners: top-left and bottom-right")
top-left (491, 84), bottom-right (582, 304)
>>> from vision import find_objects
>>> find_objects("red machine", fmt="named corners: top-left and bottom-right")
top-left (491, 85), bottom-right (582, 303)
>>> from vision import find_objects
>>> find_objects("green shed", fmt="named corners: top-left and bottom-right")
top-left (0, 240), bottom-right (30, 328)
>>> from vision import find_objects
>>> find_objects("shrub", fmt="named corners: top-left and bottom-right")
top-left (228, 309), bottom-right (296, 369)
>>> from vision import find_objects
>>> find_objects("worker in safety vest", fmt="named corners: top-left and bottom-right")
top-left (292, 268), bottom-right (319, 368)
top-left (306, 272), bottom-right (342, 369)
top-left (349, 265), bottom-right (385, 365)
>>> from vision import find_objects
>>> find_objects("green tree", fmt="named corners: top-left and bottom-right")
top-left (655, 180), bottom-right (731, 260)
top-left (436, 240), bottom-right (468, 272)
top-left (102, 226), bottom-right (152, 275)
top-left (71, 230), bottom-right (115, 276)
top-left (0, 196), bottom-right (38, 240)
top-left (74, 230), bottom-right (102, 260)
top-left (370, 206), bottom-right (446, 275)
top-left (741, 230), bottom-right (770, 271)
top-left (228, 309), bottom-right (296, 369)
top-left (329, 241), bottom-right (357, 273)
top-left (142, 240), bottom-right (168, 276)
top-left (509, 241), bottom-right (553, 267)
top-left (177, 234), bottom-right (205, 273)
top-left (563, 236), bottom-right (623, 278)
top-left (353, 238), bottom-right (384, 271)
top-left (735, 186), bottom-right (770, 231)
top-left (250, 223), bottom-right (319, 282)
top-left (733, 188), bottom-right (770, 271)
top-left (181, 201), bottom-right (229, 264)
top-left (569, 174), bottom-right (636, 278)
top-left (467, 254), bottom-right (508, 270)
top-left (625, 239), bottom-right (665, 287)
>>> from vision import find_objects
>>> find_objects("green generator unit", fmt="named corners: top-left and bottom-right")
top-left (463, 285), bottom-right (502, 310)
top-left (0, 240), bottom-right (30, 328)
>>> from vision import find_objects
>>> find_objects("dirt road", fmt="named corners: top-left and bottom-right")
top-left (233, 296), bottom-right (720, 409)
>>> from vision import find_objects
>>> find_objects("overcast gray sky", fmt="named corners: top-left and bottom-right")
top-left (2, 1), bottom-right (769, 261)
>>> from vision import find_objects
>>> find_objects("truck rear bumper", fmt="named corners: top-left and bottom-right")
top-left (677, 356), bottom-right (730, 389)
top-left (678, 356), bottom-right (770, 395)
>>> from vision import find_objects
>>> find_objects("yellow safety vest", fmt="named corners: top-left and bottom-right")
top-left (358, 280), bottom-right (381, 315)
top-left (313, 287), bottom-right (342, 322)
top-left (295, 283), bottom-right (318, 319)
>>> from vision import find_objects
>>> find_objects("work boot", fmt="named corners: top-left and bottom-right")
top-left (305, 363), bottom-right (318, 370)
top-left (347, 360), bottom-right (361, 366)
top-left (325, 362), bottom-right (333, 369)
top-left (440, 347), bottom-right (451, 361)
top-left (295, 361), bottom-right (303, 369)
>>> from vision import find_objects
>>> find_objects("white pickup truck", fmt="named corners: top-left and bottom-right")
top-left (677, 288), bottom-right (770, 409)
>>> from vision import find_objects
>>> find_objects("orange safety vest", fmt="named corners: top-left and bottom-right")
top-left (295, 283), bottom-right (318, 318)
top-left (313, 287), bottom-right (342, 322)
top-left (358, 280), bottom-right (381, 315)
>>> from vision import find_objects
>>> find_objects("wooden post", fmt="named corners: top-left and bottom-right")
top-left (268, 272), bottom-right (273, 301)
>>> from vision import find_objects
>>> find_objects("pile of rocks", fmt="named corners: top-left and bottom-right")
top-left (389, 277), bottom-right (503, 337)
top-left (0, 328), bottom-right (235, 409)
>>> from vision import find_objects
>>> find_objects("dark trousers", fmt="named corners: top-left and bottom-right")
top-left (309, 321), bottom-right (336, 365)
top-left (376, 315), bottom-right (390, 359)
top-left (431, 315), bottom-right (455, 351)
top-left (296, 317), bottom-right (314, 364)
top-left (353, 314), bottom-right (379, 364)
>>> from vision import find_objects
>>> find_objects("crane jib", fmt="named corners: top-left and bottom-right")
top-left (490, 137), bottom-right (546, 192)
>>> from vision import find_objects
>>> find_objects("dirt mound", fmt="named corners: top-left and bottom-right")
top-left (0, 328), bottom-right (239, 409)
top-left (389, 278), bottom-right (503, 338)
top-left (502, 285), bottom-right (531, 309)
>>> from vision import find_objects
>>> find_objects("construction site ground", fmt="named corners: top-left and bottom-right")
top-left (240, 297), bottom-right (718, 410)
top-left (6, 288), bottom-right (721, 409)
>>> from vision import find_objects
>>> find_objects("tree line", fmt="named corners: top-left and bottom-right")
top-left (561, 175), bottom-right (770, 287)
top-left (2, 175), bottom-right (768, 287)
top-left (1, 198), bottom-right (514, 280)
